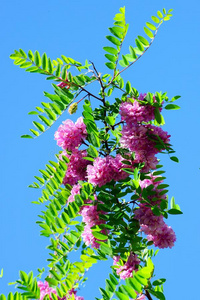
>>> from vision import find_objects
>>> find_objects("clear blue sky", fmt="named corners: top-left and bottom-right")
top-left (1, 0), bottom-right (200, 299)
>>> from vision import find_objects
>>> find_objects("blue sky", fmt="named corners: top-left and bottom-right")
top-left (1, 0), bottom-right (200, 299)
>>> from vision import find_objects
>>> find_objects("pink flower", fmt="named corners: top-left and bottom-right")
top-left (81, 224), bottom-right (103, 248)
top-left (119, 93), bottom-right (162, 125)
top-left (147, 224), bottom-right (176, 249)
top-left (120, 123), bottom-right (170, 173)
top-left (113, 253), bottom-right (140, 279)
top-left (55, 117), bottom-right (87, 151)
top-left (68, 184), bottom-right (81, 203)
top-left (38, 281), bottom-right (57, 300)
top-left (86, 155), bottom-right (130, 187)
top-left (61, 150), bottom-right (91, 185)
top-left (80, 203), bottom-right (107, 248)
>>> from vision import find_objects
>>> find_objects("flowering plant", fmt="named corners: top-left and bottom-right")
top-left (6, 6), bottom-right (181, 300)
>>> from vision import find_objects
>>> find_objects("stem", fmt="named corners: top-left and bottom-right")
top-left (145, 290), bottom-right (153, 300)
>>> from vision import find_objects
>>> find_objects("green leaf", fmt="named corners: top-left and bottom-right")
top-left (33, 121), bottom-right (45, 132)
top-left (44, 108), bottom-right (57, 121)
top-left (122, 55), bottom-right (129, 66)
top-left (34, 51), bottom-right (41, 67)
top-left (135, 39), bottom-right (144, 51)
top-left (0, 269), bottom-right (3, 278)
top-left (25, 66), bottom-right (39, 72)
top-left (42, 53), bottom-right (48, 71)
top-left (38, 115), bottom-right (51, 126)
top-left (105, 54), bottom-right (117, 63)
top-left (122, 285), bottom-right (137, 299)
top-left (138, 35), bottom-right (149, 46)
top-left (153, 278), bottom-right (166, 286)
top-left (105, 116), bottom-right (115, 126)
top-left (168, 209), bottom-right (183, 215)
top-left (129, 46), bottom-right (137, 59)
top-left (146, 22), bottom-right (157, 30)
top-left (106, 35), bottom-right (121, 46)
top-left (115, 291), bottom-right (129, 300)
top-left (154, 107), bottom-right (162, 124)
top-left (48, 58), bottom-right (53, 73)
top-left (19, 48), bottom-right (27, 58)
top-left (55, 63), bottom-right (61, 76)
top-left (87, 145), bottom-right (99, 158)
top-left (105, 62), bottom-right (115, 69)
top-left (125, 81), bottom-right (131, 94)
top-left (151, 16), bottom-right (160, 23)
top-left (21, 135), bottom-right (33, 139)
top-left (28, 50), bottom-right (34, 61)
top-left (103, 47), bottom-right (118, 55)
top-left (92, 231), bottom-right (108, 240)
top-left (144, 27), bottom-right (154, 39)
top-left (157, 11), bottom-right (163, 18)
top-left (110, 274), bottom-right (118, 286)
top-left (170, 196), bottom-right (175, 209)
top-left (89, 132), bottom-right (100, 148)
top-left (109, 27), bottom-right (123, 39)
top-left (165, 104), bottom-right (180, 110)
top-left (20, 62), bottom-right (32, 68)
top-left (170, 156), bottom-right (179, 163)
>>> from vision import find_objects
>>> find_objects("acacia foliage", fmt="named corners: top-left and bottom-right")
top-left (4, 6), bottom-right (181, 300)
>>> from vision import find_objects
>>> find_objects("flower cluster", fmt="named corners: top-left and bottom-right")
top-left (80, 202), bottom-right (107, 248)
top-left (119, 94), bottom-right (170, 173)
top-left (87, 154), bottom-right (130, 187)
top-left (55, 117), bottom-right (87, 151)
top-left (113, 253), bottom-right (140, 279)
top-left (119, 93), bottom-right (159, 124)
top-left (135, 176), bottom-right (176, 249)
top-left (61, 150), bottom-right (91, 186)
top-left (120, 123), bottom-right (170, 173)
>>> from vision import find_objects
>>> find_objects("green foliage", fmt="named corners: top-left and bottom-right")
top-left (8, 5), bottom-right (178, 300)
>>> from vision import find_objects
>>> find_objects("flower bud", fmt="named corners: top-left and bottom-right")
top-left (68, 102), bottom-right (78, 114)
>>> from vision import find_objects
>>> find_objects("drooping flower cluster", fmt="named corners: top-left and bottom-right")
top-left (120, 93), bottom-right (159, 124)
top-left (55, 117), bottom-right (87, 151)
top-left (61, 150), bottom-right (91, 186)
top-left (87, 154), bottom-right (130, 187)
top-left (119, 94), bottom-right (170, 173)
top-left (80, 202), bottom-right (107, 248)
top-left (113, 253), bottom-right (140, 279)
top-left (120, 124), bottom-right (170, 173)
top-left (135, 176), bottom-right (176, 249)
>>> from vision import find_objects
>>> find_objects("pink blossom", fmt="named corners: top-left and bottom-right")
top-left (80, 203), bottom-right (107, 248)
top-left (120, 100), bottom-right (155, 124)
top-left (119, 93), bottom-right (162, 125)
top-left (86, 155), bottom-right (130, 187)
top-left (135, 204), bottom-right (176, 249)
top-left (135, 204), bottom-right (164, 233)
top-left (147, 224), bottom-right (176, 249)
top-left (38, 281), bottom-right (57, 300)
top-left (55, 117), bottom-right (87, 151)
top-left (61, 150), bottom-right (91, 185)
top-left (81, 224), bottom-right (103, 248)
top-left (120, 123), bottom-right (170, 172)
top-left (68, 184), bottom-right (81, 203)
top-left (113, 253), bottom-right (140, 279)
